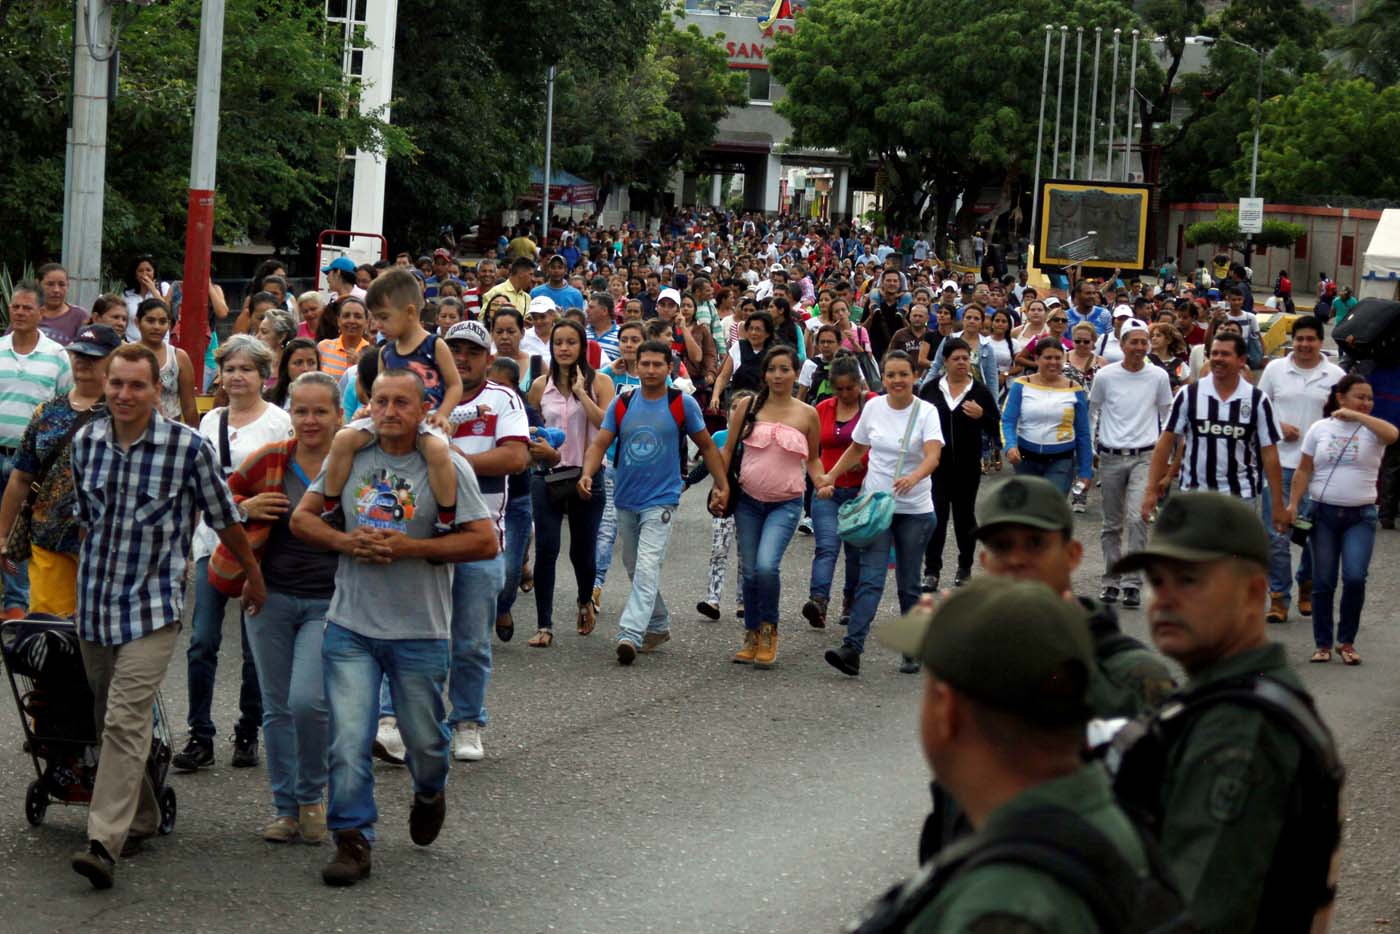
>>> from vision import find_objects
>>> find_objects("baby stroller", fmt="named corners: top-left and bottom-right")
top-left (1, 616), bottom-right (177, 832)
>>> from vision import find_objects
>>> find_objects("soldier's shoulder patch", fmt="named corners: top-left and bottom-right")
top-left (1206, 749), bottom-right (1256, 823)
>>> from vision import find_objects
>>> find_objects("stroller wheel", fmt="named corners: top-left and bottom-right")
top-left (158, 786), bottom-right (177, 835)
top-left (25, 781), bottom-right (47, 826)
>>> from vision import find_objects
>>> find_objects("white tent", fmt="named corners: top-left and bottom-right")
top-left (1360, 208), bottom-right (1400, 300)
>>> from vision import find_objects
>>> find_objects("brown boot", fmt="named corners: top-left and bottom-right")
top-left (1296, 581), bottom-right (1313, 617)
top-left (754, 624), bottom-right (778, 669)
top-left (732, 630), bottom-right (758, 664)
top-left (321, 830), bottom-right (371, 886)
top-left (1266, 592), bottom-right (1288, 624)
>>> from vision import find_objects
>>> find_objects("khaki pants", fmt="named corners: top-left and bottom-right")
top-left (77, 624), bottom-right (178, 857)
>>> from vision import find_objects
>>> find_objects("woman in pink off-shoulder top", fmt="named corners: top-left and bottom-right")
top-left (718, 345), bottom-right (824, 670)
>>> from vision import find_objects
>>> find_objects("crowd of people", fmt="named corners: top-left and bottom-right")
top-left (0, 208), bottom-right (1386, 927)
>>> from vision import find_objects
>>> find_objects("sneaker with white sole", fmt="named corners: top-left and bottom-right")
top-left (452, 722), bottom-right (484, 762)
top-left (373, 717), bottom-right (406, 765)
top-left (797, 516), bottom-right (813, 535)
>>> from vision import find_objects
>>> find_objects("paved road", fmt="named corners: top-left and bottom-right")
top-left (0, 477), bottom-right (1396, 932)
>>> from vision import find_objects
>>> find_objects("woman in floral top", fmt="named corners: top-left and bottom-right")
top-left (0, 326), bottom-right (116, 617)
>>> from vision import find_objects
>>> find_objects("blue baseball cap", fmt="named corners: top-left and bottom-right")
top-left (321, 256), bottom-right (357, 275)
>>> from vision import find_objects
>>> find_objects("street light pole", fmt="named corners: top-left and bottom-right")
top-left (542, 64), bottom-right (556, 246)
top-left (1249, 48), bottom-right (1262, 198)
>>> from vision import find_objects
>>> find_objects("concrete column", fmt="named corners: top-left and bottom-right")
top-left (763, 153), bottom-right (782, 214)
top-left (349, 0), bottom-right (399, 263)
top-left (63, 0), bottom-right (114, 308)
top-left (681, 172), bottom-right (698, 207)
top-left (831, 166), bottom-right (850, 223)
top-left (711, 172), bottom-right (724, 208)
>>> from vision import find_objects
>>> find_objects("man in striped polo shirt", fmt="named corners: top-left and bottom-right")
top-left (1142, 332), bottom-right (1290, 534)
top-left (0, 282), bottom-right (74, 617)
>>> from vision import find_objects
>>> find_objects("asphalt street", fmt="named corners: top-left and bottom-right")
top-left (0, 476), bottom-right (1396, 933)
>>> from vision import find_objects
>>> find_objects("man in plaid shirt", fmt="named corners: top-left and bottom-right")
top-left (68, 344), bottom-right (266, 890)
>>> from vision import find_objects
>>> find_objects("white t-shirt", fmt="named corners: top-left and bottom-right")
top-left (1088, 361), bottom-right (1174, 450)
top-left (1256, 356), bottom-right (1346, 468)
top-left (192, 403), bottom-right (293, 561)
top-left (1301, 417), bottom-right (1386, 507)
top-left (520, 329), bottom-right (551, 361)
top-left (851, 395), bottom-right (943, 514)
top-left (448, 380), bottom-right (530, 544)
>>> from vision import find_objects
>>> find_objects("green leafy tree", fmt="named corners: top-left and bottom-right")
top-left (0, 0), bottom-right (406, 278)
top-left (1339, 0), bottom-right (1400, 87)
top-left (1184, 208), bottom-right (1304, 251)
top-left (554, 16), bottom-right (746, 215)
top-left (1224, 75), bottom-right (1400, 200)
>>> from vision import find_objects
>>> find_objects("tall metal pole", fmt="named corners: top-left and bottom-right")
top-left (1249, 50), bottom-right (1263, 197)
top-left (1070, 27), bottom-right (1083, 179)
top-left (1087, 28), bottom-right (1102, 180)
top-left (63, 0), bottom-right (115, 309)
top-left (1028, 25), bottom-right (1053, 271)
top-left (1052, 25), bottom-right (1068, 178)
top-left (177, 0), bottom-right (225, 390)
top-left (1123, 29), bottom-right (1139, 182)
top-left (542, 64), bottom-right (556, 247)
top-left (1105, 28), bottom-right (1120, 182)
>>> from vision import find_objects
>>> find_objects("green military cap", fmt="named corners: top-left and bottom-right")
top-left (975, 476), bottom-right (1074, 538)
top-left (1110, 491), bottom-right (1269, 573)
top-left (877, 578), bottom-right (1094, 726)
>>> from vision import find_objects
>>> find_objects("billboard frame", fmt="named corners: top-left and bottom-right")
top-left (1034, 178), bottom-right (1152, 274)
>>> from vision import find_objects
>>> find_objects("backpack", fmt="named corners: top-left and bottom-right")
top-left (851, 805), bottom-right (1194, 934)
top-left (612, 386), bottom-right (689, 477)
top-left (1106, 674), bottom-right (1344, 931)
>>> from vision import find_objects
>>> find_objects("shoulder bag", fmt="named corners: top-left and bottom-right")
top-left (4, 407), bottom-right (97, 563)
top-left (1290, 423), bottom-right (1363, 546)
top-left (837, 401), bottom-right (920, 547)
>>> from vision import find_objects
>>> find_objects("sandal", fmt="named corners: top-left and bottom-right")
top-left (527, 629), bottom-right (553, 648)
top-left (1339, 644), bottom-right (1362, 666)
top-left (577, 601), bottom-right (596, 636)
top-left (519, 564), bottom-right (534, 593)
top-left (1309, 648), bottom-right (1331, 663)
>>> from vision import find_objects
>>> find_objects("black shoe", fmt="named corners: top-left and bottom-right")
top-left (899, 655), bottom-right (921, 674)
top-left (119, 834), bottom-right (149, 859)
top-left (801, 595), bottom-right (828, 629)
top-left (409, 791), bottom-right (446, 846)
top-left (322, 830), bottom-right (372, 886)
top-left (838, 595), bottom-right (853, 626)
top-left (823, 645), bottom-right (861, 677)
top-left (1122, 587), bottom-right (1141, 609)
top-left (953, 567), bottom-right (972, 587)
top-left (172, 738), bottom-right (214, 772)
top-left (231, 735), bottom-right (259, 769)
top-left (1099, 586), bottom-right (1120, 604)
top-left (920, 573), bottom-right (939, 594)
top-left (696, 600), bottom-right (721, 621)
top-left (72, 841), bottom-right (115, 890)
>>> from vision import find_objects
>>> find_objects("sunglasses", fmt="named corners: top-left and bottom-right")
top-left (1049, 317), bottom-right (1069, 324)
top-left (1073, 338), bottom-right (1093, 344)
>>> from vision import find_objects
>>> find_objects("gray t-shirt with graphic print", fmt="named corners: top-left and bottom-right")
top-left (312, 442), bottom-right (489, 641)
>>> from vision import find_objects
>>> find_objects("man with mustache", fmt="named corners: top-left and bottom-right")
top-left (1108, 491), bottom-right (1344, 933)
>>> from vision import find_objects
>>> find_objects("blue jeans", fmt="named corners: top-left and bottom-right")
top-left (1264, 467), bottom-right (1313, 603)
top-left (530, 471), bottom-right (606, 629)
top-left (846, 512), bottom-right (936, 653)
top-left (809, 486), bottom-right (861, 602)
top-left (244, 590), bottom-right (329, 816)
top-left (448, 555), bottom-right (503, 727)
top-left (594, 464), bottom-right (617, 588)
top-left (0, 449), bottom-right (29, 610)
top-left (614, 505), bottom-right (676, 646)
top-left (186, 556), bottom-right (261, 743)
top-left (734, 492), bottom-right (802, 631)
top-left (1309, 503), bottom-right (1378, 649)
top-left (322, 623), bottom-right (450, 842)
top-left (1014, 453), bottom-right (1075, 495)
top-left (497, 492), bottom-right (532, 617)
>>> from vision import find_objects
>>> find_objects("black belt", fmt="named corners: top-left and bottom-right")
top-left (1018, 448), bottom-right (1074, 462)
top-left (1097, 444), bottom-right (1154, 457)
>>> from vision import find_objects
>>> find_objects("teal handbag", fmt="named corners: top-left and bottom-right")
top-left (837, 402), bottom-right (921, 547)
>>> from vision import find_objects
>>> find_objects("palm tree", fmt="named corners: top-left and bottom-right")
top-left (1341, 0), bottom-right (1400, 87)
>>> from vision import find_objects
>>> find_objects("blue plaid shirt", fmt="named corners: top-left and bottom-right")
top-left (71, 412), bottom-right (241, 645)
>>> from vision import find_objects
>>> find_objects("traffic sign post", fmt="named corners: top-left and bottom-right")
top-left (1239, 197), bottom-right (1265, 234)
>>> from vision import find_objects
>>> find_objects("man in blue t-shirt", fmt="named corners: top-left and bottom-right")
top-left (1067, 279), bottom-right (1111, 334)
top-left (529, 254), bottom-right (585, 310)
top-left (579, 340), bottom-right (729, 664)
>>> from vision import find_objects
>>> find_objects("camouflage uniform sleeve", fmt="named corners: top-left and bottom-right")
top-left (909, 865), bottom-right (1089, 934)
top-left (1107, 647), bottom-right (1178, 715)
top-left (1158, 705), bottom-right (1302, 933)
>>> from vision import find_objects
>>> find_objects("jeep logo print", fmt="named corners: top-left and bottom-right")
top-left (1000, 481), bottom-right (1028, 510)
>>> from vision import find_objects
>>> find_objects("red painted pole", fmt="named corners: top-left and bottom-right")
top-left (180, 189), bottom-right (215, 390)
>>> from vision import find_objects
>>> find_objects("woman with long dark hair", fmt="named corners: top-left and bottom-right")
top-left (525, 319), bottom-right (615, 645)
top-left (710, 311), bottom-right (776, 410)
top-left (721, 345), bottom-right (822, 668)
top-left (268, 338), bottom-right (322, 409)
top-left (1288, 374), bottom-right (1398, 665)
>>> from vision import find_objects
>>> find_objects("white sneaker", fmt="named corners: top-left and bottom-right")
top-left (797, 516), bottom-right (813, 534)
top-left (452, 722), bottom-right (484, 762)
top-left (373, 717), bottom-right (406, 765)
